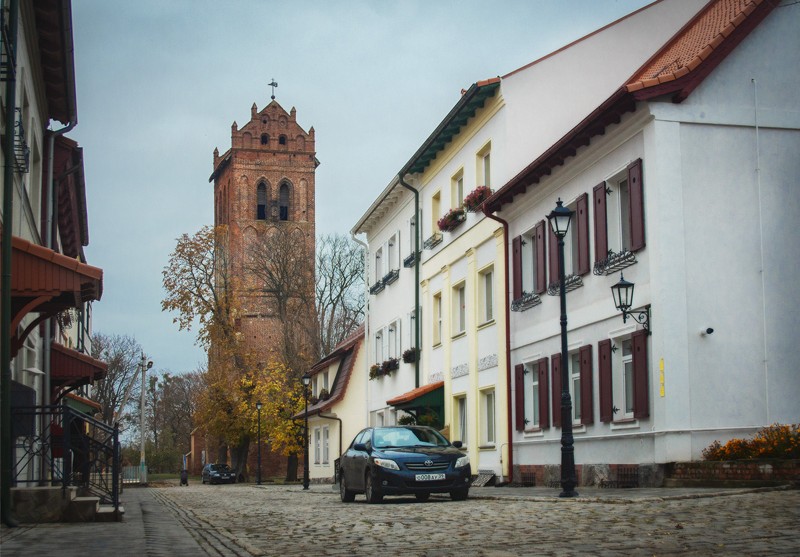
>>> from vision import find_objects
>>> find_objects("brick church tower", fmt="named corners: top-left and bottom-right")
top-left (209, 97), bottom-right (318, 366)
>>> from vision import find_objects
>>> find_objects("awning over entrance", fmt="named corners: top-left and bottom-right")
top-left (387, 381), bottom-right (444, 414)
top-left (50, 342), bottom-right (107, 396)
top-left (5, 235), bottom-right (103, 357)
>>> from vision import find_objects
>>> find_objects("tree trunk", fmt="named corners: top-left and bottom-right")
top-left (285, 453), bottom-right (298, 481)
top-left (231, 438), bottom-right (250, 482)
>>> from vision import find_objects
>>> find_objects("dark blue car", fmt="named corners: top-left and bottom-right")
top-left (339, 426), bottom-right (471, 503)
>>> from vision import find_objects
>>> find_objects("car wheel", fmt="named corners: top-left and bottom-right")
top-left (415, 492), bottom-right (430, 502)
top-left (450, 488), bottom-right (469, 501)
top-left (365, 474), bottom-right (383, 504)
top-left (340, 474), bottom-right (355, 503)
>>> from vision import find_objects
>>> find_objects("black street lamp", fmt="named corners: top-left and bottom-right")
top-left (256, 401), bottom-right (262, 485)
top-left (611, 273), bottom-right (651, 333)
top-left (302, 373), bottom-right (311, 490)
top-left (547, 198), bottom-right (579, 498)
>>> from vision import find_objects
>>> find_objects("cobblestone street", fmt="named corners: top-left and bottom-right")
top-left (153, 484), bottom-right (798, 556)
top-left (3, 484), bottom-right (799, 556)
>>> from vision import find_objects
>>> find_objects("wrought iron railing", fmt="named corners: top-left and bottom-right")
top-left (369, 280), bottom-right (385, 295)
top-left (10, 404), bottom-right (120, 511)
top-left (382, 269), bottom-right (399, 286)
top-left (511, 291), bottom-right (542, 312)
top-left (593, 249), bottom-right (637, 276)
top-left (546, 274), bottom-right (583, 296)
top-left (423, 232), bottom-right (442, 250)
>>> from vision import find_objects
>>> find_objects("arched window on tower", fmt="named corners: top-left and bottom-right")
top-left (261, 134), bottom-right (269, 145)
top-left (257, 183), bottom-right (267, 220)
top-left (279, 183), bottom-right (290, 221)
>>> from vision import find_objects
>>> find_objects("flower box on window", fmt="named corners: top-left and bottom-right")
top-left (382, 358), bottom-right (399, 374)
top-left (369, 364), bottom-right (382, 380)
top-left (547, 274), bottom-right (584, 296)
top-left (318, 388), bottom-right (330, 401)
top-left (437, 207), bottom-right (467, 232)
top-left (382, 269), bottom-right (400, 285)
top-left (369, 280), bottom-right (385, 295)
top-left (403, 252), bottom-right (419, 268)
top-left (423, 232), bottom-right (443, 250)
top-left (463, 185), bottom-right (492, 212)
top-left (402, 347), bottom-right (419, 364)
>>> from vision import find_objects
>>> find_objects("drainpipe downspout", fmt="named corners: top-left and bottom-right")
top-left (43, 121), bottom-right (76, 413)
top-left (398, 175), bottom-right (420, 389)
top-left (483, 208), bottom-right (513, 484)
top-left (1, 0), bottom-right (20, 527)
top-left (350, 233), bottom-right (369, 426)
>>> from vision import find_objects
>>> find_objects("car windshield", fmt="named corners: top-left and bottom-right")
top-left (372, 427), bottom-right (450, 449)
top-left (210, 464), bottom-right (230, 472)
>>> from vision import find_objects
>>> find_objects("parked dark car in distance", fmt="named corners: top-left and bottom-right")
top-left (202, 463), bottom-right (236, 484)
top-left (339, 426), bottom-right (471, 503)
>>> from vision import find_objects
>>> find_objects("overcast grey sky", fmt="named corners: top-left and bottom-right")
top-left (71, 0), bottom-right (653, 375)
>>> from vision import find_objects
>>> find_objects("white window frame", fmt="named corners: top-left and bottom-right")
top-left (452, 281), bottom-right (466, 337)
top-left (388, 320), bottom-right (400, 359)
top-left (477, 141), bottom-right (492, 188)
top-left (456, 395), bottom-right (468, 445)
top-left (479, 266), bottom-right (494, 325)
top-left (314, 427), bottom-right (321, 464)
top-left (569, 351), bottom-right (581, 424)
top-left (451, 169), bottom-right (464, 208)
top-left (374, 246), bottom-right (384, 283)
top-left (481, 388), bottom-right (496, 446)
top-left (322, 426), bottom-right (329, 464)
top-left (433, 292), bottom-right (442, 346)
top-left (525, 363), bottom-right (540, 429)
top-left (606, 168), bottom-right (632, 253)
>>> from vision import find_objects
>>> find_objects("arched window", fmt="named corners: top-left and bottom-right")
top-left (257, 183), bottom-right (267, 220)
top-left (279, 135), bottom-right (287, 146)
top-left (260, 134), bottom-right (269, 145)
top-left (279, 183), bottom-right (290, 221)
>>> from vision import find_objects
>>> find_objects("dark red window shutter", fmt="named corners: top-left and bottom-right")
top-left (512, 236), bottom-right (522, 300)
top-left (534, 221), bottom-right (547, 294)
top-left (576, 193), bottom-right (590, 276)
top-left (551, 353), bottom-right (562, 428)
top-left (537, 357), bottom-right (550, 429)
top-left (628, 159), bottom-right (645, 252)
top-left (514, 364), bottom-right (525, 431)
top-left (593, 182), bottom-right (608, 262)
top-left (598, 339), bottom-right (613, 423)
top-left (548, 225), bottom-right (558, 286)
top-left (579, 344), bottom-right (593, 425)
top-left (632, 329), bottom-right (649, 419)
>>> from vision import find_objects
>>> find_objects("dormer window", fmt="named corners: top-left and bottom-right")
top-left (261, 134), bottom-right (269, 145)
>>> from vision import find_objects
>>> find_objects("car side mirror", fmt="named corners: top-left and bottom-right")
top-left (452, 440), bottom-right (463, 448)
top-left (353, 442), bottom-right (367, 452)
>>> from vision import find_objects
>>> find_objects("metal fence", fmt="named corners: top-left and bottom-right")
top-left (10, 403), bottom-right (120, 511)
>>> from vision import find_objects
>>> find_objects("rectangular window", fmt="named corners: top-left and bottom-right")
top-left (375, 330), bottom-right (384, 363)
top-left (388, 320), bottom-right (400, 359)
top-left (433, 293), bottom-right (442, 346)
top-left (451, 170), bottom-right (465, 208)
top-left (374, 247), bottom-right (383, 283)
top-left (477, 141), bottom-right (492, 187)
top-left (531, 369), bottom-right (540, 428)
top-left (600, 333), bottom-right (648, 422)
top-left (431, 191), bottom-right (441, 233)
top-left (323, 371), bottom-right (329, 393)
top-left (481, 389), bottom-right (496, 445)
top-left (570, 352), bottom-right (581, 423)
top-left (452, 282), bottom-right (466, 335)
top-left (622, 339), bottom-right (634, 416)
top-left (595, 159), bottom-right (645, 262)
top-left (479, 267), bottom-right (494, 324)
top-left (322, 426), bottom-right (329, 464)
top-left (456, 396), bottom-right (468, 444)
top-left (387, 234), bottom-right (397, 272)
top-left (314, 428), bottom-right (321, 464)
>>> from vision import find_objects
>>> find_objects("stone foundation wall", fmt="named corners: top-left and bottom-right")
top-left (666, 460), bottom-right (800, 482)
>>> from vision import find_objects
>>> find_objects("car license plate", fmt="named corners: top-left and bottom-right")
top-left (415, 473), bottom-right (446, 481)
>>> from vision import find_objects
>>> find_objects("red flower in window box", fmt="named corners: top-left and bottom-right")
top-left (437, 207), bottom-right (466, 232)
top-left (463, 185), bottom-right (492, 212)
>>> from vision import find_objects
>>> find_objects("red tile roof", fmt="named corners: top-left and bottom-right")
top-left (484, 0), bottom-right (778, 213)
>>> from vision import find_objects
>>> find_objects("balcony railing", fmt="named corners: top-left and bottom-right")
top-left (547, 274), bottom-right (583, 296)
top-left (593, 249), bottom-right (637, 276)
top-left (511, 291), bottom-right (542, 312)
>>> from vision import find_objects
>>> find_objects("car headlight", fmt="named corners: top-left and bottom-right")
top-left (373, 458), bottom-right (399, 470)
top-left (455, 455), bottom-right (470, 468)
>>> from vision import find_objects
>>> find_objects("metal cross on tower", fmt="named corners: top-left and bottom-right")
top-left (269, 79), bottom-right (278, 100)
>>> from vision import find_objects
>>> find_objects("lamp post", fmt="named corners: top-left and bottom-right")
top-left (301, 373), bottom-right (311, 490)
top-left (139, 354), bottom-right (153, 484)
top-left (547, 198), bottom-right (578, 498)
top-left (611, 274), bottom-right (651, 333)
top-left (256, 401), bottom-right (262, 485)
